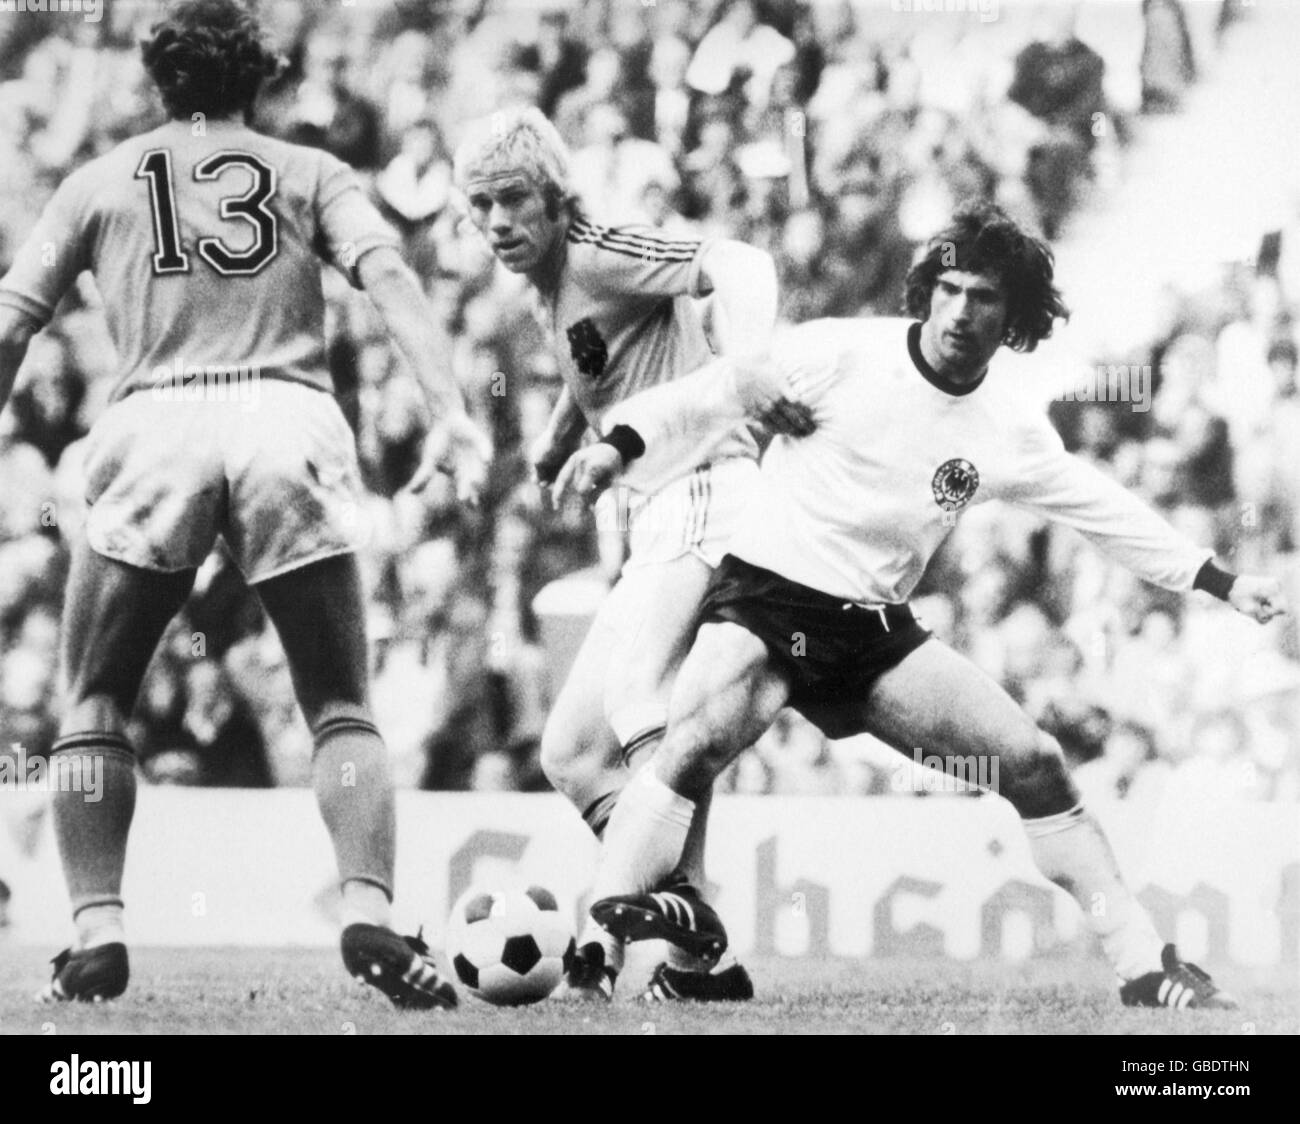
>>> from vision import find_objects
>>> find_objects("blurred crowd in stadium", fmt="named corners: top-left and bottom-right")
top-left (0, 0), bottom-right (1296, 803)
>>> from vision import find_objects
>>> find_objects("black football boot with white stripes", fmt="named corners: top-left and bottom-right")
top-left (642, 960), bottom-right (754, 1003)
top-left (341, 923), bottom-right (458, 1010)
top-left (1119, 944), bottom-right (1237, 1010)
top-left (590, 882), bottom-right (728, 965)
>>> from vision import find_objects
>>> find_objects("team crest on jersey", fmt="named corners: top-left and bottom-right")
top-left (931, 458), bottom-right (980, 512)
top-left (566, 317), bottom-right (609, 380)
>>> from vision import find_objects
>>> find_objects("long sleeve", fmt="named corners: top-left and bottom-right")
top-left (1005, 417), bottom-right (1212, 592)
top-left (603, 355), bottom-right (748, 494)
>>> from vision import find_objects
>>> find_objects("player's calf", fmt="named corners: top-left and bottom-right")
top-left (654, 719), bottom-right (735, 801)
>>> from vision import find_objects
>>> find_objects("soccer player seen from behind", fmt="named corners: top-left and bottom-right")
top-left (0, 0), bottom-right (491, 1007)
top-left (452, 107), bottom-right (811, 1002)
top-left (560, 201), bottom-right (1287, 1008)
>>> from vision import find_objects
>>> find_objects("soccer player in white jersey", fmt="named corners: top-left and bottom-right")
top-left (0, 0), bottom-right (491, 1007)
top-left (452, 107), bottom-right (808, 1001)
top-left (560, 201), bottom-right (1287, 1007)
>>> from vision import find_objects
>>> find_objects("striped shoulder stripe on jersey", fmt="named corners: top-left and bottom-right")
top-left (568, 227), bottom-right (698, 262)
top-left (568, 218), bottom-right (699, 262)
top-left (570, 217), bottom-right (700, 252)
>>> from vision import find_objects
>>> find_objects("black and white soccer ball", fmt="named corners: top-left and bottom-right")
top-left (446, 886), bottom-right (575, 1006)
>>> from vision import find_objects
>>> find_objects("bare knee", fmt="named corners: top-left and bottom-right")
top-left (539, 710), bottom-right (613, 798)
top-left (996, 725), bottom-right (1077, 818)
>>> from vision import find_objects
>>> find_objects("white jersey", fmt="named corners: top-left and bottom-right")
top-left (609, 316), bottom-right (1213, 606)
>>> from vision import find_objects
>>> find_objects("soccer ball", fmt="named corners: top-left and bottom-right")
top-left (446, 886), bottom-right (575, 1006)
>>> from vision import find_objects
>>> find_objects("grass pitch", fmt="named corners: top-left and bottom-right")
top-left (2, 946), bottom-right (1295, 1035)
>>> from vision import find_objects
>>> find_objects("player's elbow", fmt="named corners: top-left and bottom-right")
top-left (355, 245), bottom-right (417, 296)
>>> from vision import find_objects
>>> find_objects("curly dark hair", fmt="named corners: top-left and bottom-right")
top-left (903, 201), bottom-right (1069, 353)
top-left (141, 0), bottom-right (280, 122)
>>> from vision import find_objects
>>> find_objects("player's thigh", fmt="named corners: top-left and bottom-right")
top-left (225, 383), bottom-right (364, 587)
top-left (253, 552), bottom-right (370, 729)
top-left (858, 639), bottom-right (1048, 765)
top-left (59, 538), bottom-right (196, 734)
top-left (657, 621), bottom-right (792, 791)
top-left (599, 551), bottom-right (714, 715)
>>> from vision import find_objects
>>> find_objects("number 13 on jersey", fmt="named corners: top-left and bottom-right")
top-left (135, 148), bottom-right (279, 276)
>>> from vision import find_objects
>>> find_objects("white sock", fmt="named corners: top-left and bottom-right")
top-left (1024, 804), bottom-right (1164, 980)
top-left (590, 766), bottom-right (694, 903)
top-left (663, 783), bottom-right (719, 974)
top-left (340, 879), bottom-right (392, 930)
top-left (76, 902), bottom-right (125, 950)
top-left (577, 920), bottom-right (625, 974)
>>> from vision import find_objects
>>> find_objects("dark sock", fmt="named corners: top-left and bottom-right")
top-left (580, 790), bottom-right (621, 839)
top-left (620, 725), bottom-right (665, 771)
top-left (312, 716), bottom-right (395, 897)
top-left (49, 733), bottom-right (137, 916)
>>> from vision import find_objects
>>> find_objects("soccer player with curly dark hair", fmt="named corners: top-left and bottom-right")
top-left (555, 203), bottom-right (1287, 1010)
top-left (903, 200), bottom-right (1071, 354)
top-left (139, 0), bottom-right (280, 121)
top-left (0, 0), bottom-right (490, 1008)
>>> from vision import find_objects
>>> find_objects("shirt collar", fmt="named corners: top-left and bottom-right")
top-left (908, 321), bottom-right (988, 397)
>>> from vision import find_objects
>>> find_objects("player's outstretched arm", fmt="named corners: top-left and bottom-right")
top-left (1009, 423), bottom-right (1289, 622)
top-left (356, 247), bottom-right (492, 504)
top-left (0, 307), bottom-right (39, 416)
top-left (554, 346), bottom-right (817, 505)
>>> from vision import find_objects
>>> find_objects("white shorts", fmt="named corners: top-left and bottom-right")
top-left (82, 381), bottom-right (363, 584)
top-left (620, 457), bottom-right (760, 571)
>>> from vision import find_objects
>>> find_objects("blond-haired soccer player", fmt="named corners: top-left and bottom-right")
top-left (0, 0), bottom-right (490, 1007)
top-left (563, 201), bottom-right (1286, 1008)
top-left (453, 106), bottom-right (809, 1001)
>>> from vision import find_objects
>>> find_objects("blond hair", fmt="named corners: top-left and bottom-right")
top-left (453, 106), bottom-right (575, 199)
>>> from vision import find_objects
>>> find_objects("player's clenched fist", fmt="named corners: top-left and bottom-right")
top-left (1227, 574), bottom-right (1289, 625)
top-left (552, 443), bottom-right (623, 507)
top-left (409, 411), bottom-right (494, 505)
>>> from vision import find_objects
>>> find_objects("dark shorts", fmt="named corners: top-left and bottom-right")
top-left (699, 554), bottom-right (931, 716)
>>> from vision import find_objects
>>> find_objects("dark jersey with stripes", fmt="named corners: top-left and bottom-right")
top-left (536, 217), bottom-right (756, 465)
